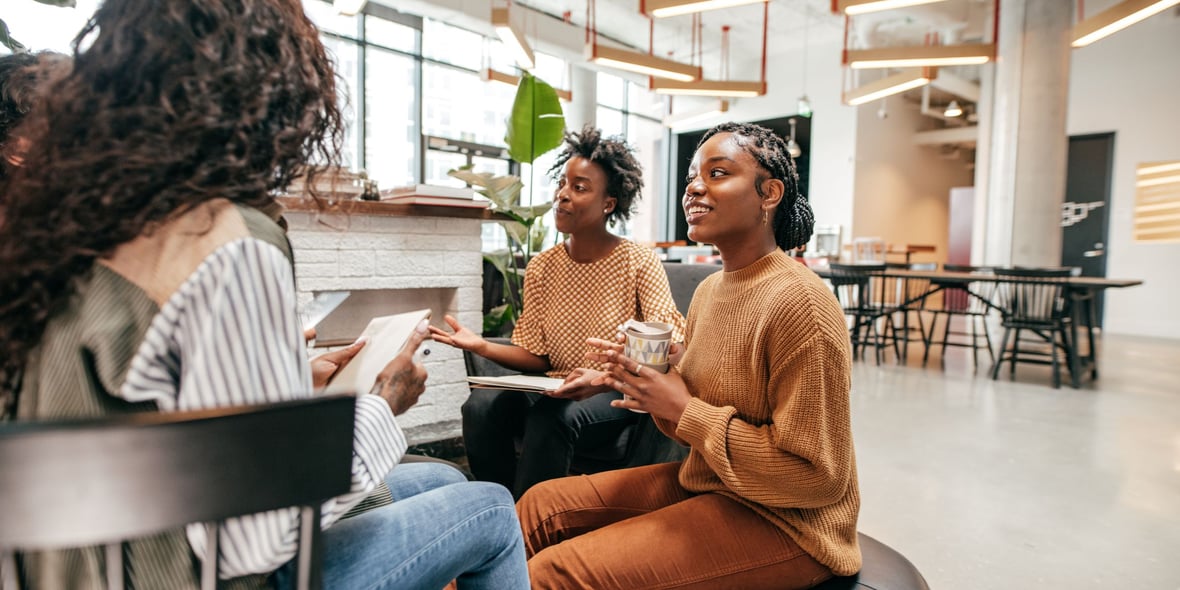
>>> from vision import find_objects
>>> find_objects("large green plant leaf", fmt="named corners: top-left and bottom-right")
top-left (505, 72), bottom-right (565, 165)
top-left (447, 166), bottom-right (524, 209)
top-left (1, 19), bottom-right (26, 53)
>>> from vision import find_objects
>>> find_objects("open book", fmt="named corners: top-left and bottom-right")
top-left (467, 375), bottom-right (565, 393)
top-left (324, 308), bottom-right (432, 395)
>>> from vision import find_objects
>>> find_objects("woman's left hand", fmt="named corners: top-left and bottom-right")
top-left (545, 368), bottom-right (610, 401)
top-left (588, 346), bottom-right (693, 424)
top-left (309, 338), bottom-right (367, 390)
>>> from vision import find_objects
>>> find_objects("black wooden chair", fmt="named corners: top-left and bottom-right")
top-left (829, 263), bottom-right (900, 364)
top-left (0, 396), bottom-right (355, 590)
top-left (989, 267), bottom-right (1077, 388)
top-left (922, 263), bottom-right (997, 370)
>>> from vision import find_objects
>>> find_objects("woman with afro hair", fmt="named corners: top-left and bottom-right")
top-left (431, 125), bottom-right (686, 498)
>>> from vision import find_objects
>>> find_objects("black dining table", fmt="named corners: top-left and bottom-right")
top-left (811, 265), bottom-right (1143, 387)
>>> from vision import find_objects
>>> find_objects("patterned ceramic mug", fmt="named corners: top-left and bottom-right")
top-left (620, 320), bottom-right (674, 412)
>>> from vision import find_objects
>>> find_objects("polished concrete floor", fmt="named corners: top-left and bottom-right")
top-left (852, 331), bottom-right (1180, 589)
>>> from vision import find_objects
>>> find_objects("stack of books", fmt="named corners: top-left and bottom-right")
top-left (379, 184), bottom-right (488, 209)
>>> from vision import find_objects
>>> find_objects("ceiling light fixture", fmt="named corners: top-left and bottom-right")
top-left (944, 99), bottom-right (962, 117)
top-left (663, 99), bottom-right (729, 128)
top-left (642, 0), bottom-right (767, 18)
top-left (492, 5), bottom-right (535, 71)
top-left (482, 68), bottom-right (573, 101)
top-left (585, 0), bottom-right (700, 82)
top-left (334, 0), bottom-right (366, 16)
top-left (834, 0), bottom-right (950, 15)
top-left (847, 43), bottom-right (995, 68)
top-left (843, 68), bottom-right (932, 106)
top-left (1072, 0), bottom-right (1180, 48)
top-left (786, 118), bottom-right (803, 158)
top-left (651, 6), bottom-right (769, 97)
top-left (651, 79), bottom-right (766, 97)
top-left (587, 44), bottom-right (701, 81)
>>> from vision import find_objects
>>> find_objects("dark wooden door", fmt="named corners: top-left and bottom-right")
top-left (1062, 132), bottom-right (1114, 327)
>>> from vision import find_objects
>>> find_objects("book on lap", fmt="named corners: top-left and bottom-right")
top-left (325, 308), bottom-right (431, 395)
top-left (467, 375), bottom-right (564, 393)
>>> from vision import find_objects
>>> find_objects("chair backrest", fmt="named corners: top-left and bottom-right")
top-left (661, 262), bottom-right (721, 316)
top-left (828, 263), bottom-right (885, 311)
top-left (0, 396), bottom-right (356, 590)
top-left (939, 264), bottom-right (996, 313)
top-left (993, 267), bottom-right (1074, 323)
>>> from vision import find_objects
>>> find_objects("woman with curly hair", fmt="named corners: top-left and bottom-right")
top-left (0, 1), bottom-right (528, 588)
top-left (517, 122), bottom-right (861, 589)
top-left (431, 125), bottom-right (686, 498)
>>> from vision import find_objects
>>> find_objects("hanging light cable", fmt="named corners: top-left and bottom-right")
top-left (797, 4), bottom-right (812, 117)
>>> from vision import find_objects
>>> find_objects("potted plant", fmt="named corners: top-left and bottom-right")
top-left (449, 71), bottom-right (565, 335)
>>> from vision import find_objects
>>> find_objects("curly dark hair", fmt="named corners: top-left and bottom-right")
top-left (0, 52), bottom-right (41, 179)
top-left (697, 122), bottom-right (814, 251)
top-left (0, 0), bottom-right (344, 414)
top-left (548, 125), bottom-right (643, 227)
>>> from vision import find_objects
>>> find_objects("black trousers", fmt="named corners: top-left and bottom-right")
top-left (461, 388), bottom-right (636, 498)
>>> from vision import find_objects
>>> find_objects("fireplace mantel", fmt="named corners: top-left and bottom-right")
top-left (277, 195), bottom-right (511, 221)
top-left (281, 197), bottom-right (491, 445)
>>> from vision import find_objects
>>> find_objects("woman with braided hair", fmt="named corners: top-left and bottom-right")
top-left (431, 125), bottom-right (685, 498)
top-left (517, 122), bottom-right (860, 589)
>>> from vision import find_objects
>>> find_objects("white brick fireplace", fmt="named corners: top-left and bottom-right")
top-left (280, 198), bottom-right (492, 444)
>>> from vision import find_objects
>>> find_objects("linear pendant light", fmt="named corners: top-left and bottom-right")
top-left (492, 5), bottom-right (535, 70)
top-left (1072, 0), bottom-right (1180, 48)
top-left (482, 68), bottom-right (573, 101)
top-left (585, 43), bottom-right (700, 82)
top-left (833, 0), bottom-right (949, 15)
top-left (846, 43), bottom-right (995, 69)
top-left (844, 68), bottom-right (932, 106)
top-left (651, 79), bottom-right (766, 97)
top-left (643, 0), bottom-right (767, 18)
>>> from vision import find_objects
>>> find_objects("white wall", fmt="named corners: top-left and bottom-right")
top-left (1067, 13), bottom-right (1180, 339)
top-left (850, 96), bottom-right (974, 263)
top-left (721, 29), bottom-right (859, 240)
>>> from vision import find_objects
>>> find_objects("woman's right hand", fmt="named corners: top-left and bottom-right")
top-left (371, 320), bottom-right (430, 416)
top-left (428, 314), bottom-right (487, 354)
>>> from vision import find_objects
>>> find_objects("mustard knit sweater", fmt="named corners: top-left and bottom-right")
top-left (656, 250), bottom-right (861, 576)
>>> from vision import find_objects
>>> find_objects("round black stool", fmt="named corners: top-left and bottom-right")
top-left (813, 533), bottom-right (929, 590)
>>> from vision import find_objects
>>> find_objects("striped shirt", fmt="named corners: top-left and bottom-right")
top-left (121, 237), bottom-right (406, 579)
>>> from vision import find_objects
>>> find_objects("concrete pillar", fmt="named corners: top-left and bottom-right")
top-left (979, 0), bottom-right (1073, 267)
top-left (566, 65), bottom-right (597, 131)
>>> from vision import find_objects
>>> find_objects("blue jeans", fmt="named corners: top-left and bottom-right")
top-left (276, 462), bottom-right (529, 590)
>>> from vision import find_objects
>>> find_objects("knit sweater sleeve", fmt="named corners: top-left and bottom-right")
top-left (675, 308), bottom-right (854, 509)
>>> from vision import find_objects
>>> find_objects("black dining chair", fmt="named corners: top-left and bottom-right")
top-left (989, 267), bottom-right (1077, 388)
top-left (921, 263), bottom-right (997, 370)
top-left (0, 396), bottom-right (356, 590)
top-left (829, 263), bottom-right (900, 365)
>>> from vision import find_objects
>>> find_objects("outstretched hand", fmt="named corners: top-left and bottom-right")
top-left (429, 314), bottom-right (486, 354)
top-left (371, 319), bottom-right (430, 416)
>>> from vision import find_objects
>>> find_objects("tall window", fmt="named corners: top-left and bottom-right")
top-left (595, 73), bottom-right (669, 243)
